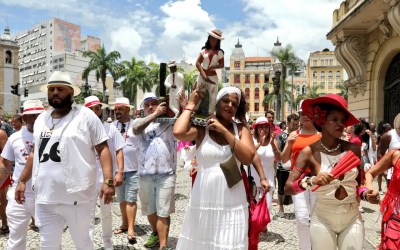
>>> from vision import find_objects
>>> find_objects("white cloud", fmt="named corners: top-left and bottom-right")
top-left (109, 26), bottom-right (143, 60)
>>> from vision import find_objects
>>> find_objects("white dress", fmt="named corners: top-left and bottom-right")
top-left (176, 123), bottom-right (249, 250)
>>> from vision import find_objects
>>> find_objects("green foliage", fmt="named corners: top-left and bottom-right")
top-left (82, 44), bottom-right (122, 102)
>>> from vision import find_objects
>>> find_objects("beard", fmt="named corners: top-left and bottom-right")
top-left (49, 93), bottom-right (73, 109)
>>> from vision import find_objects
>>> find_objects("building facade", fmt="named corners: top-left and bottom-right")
top-left (327, 0), bottom-right (400, 124)
top-left (229, 40), bottom-right (271, 119)
top-left (0, 27), bottom-right (19, 113)
top-left (15, 18), bottom-right (101, 103)
top-left (307, 49), bottom-right (345, 96)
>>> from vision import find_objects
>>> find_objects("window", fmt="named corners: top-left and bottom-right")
top-left (234, 61), bottom-right (240, 69)
top-left (245, 88), bottom-right (250, 99)
top-left (301, 85), bottom-right (307, 94)
top-left (313, 60), bottom-right (317, 66)
top-left (255, 74), bottom-right (260, 83)
top-left (328, 71), bottom-right (333, 81)
top-left (59, 64), bottom-right (64, 69)
top-left (245, 74), bottom-right (250, 83)
top-left (254, 88), bottom-right (259, 99)
top-left (313, 71), bottom-right (317, 78)
top-left (328, 82), bottom-right (333, 89)
top-left (329, 59), bottom-right (333, 66)
top-left (313, 82), bottom-right (317, 88)
top-left (254, 103), bottom-right (259, 112)
top-left (320, 82), bottom-right (325, 89)
top-left (320, 59), bottom-right (324, 66)
top-left (234, 74), bottom-right (240, 83)
top-left (5, 50), bottom-right (12, 64)
top-left (321, 71), bottom-right (325, 81)
top-left (336, 70), bottom-right (341, 81)
top-left (296, 86), bottom-right (301, 95)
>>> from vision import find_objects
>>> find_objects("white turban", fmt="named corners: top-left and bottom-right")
top-left (216, 86), bottom-right (241, 104)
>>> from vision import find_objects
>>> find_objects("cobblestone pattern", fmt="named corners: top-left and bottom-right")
top-left (0, 167), bottom-right (383, 249)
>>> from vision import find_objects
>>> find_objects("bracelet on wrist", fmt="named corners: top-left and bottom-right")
top-left (18, 180), bottom-right (26, 184)
top-left (310, 176), bottom-right (316, 186)
top-left (184, 108), bottom-right (194, 112)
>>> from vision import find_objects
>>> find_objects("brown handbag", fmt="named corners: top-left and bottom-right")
top-left (220, 154), bottom-right (242, 188)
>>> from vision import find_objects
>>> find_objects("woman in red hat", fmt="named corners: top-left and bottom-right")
top-left (285, 94), bottom-right (367, 250)
top-left (250, 117), bottom-right (281, 215)
top-left (281, 100), bottom-right (321, 250)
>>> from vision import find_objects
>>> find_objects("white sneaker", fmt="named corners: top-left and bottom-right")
top-left (277, 211), bottom-right (284, 218)
top-left (359, 207), bottom-right (365, 213)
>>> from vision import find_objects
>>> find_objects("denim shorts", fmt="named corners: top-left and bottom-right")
top-left (116, 171), bottom-right (139, 203)
top-left (139, 174), bottom-right (176, 217)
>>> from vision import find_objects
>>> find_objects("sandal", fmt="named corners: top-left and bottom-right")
top-left (127, 234), bottom-right (137, 244)
top-left (113, 227), bottom-right (128, 234)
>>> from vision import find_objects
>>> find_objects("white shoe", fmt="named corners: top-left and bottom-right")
top-left (359, 207), bottom-right (365, 213)
top-left (103, 239), bottom-right (113, 250)
top-left (277, 211), bottom-right (284, 218)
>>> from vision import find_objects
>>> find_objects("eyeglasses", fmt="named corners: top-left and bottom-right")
top-left (120, 123), bottom-right (126, 134)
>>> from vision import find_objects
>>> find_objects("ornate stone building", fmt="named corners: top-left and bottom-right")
top-left (0, 27), bottom-right (19, 114)
top-left (327, 0), bottom-right (400, 124)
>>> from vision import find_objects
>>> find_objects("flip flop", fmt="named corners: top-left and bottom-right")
top-left (127, 234), bottom-right (137, 244)
top-left (113, 227), bottom-right (128, 234)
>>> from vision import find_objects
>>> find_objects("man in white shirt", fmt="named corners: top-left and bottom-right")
top-left (112, 97), bottom-right (140, 244)
top-left (0, 100), bottom-right (44, 250)
top-left (14, 71), bottom-right (114, 249)
top-left (133, 93), bottom-right (177, 250)
top-left (164, 60), bottom-right (185, 118)
top-left (85, 96), bottom-right (125, 250)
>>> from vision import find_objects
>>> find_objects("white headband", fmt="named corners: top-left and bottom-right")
top-left (216, 86), bottom-right (241, 104)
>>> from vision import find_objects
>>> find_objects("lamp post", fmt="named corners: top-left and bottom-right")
top-left (83, 79), bottom-right (91, 98)
top-left (272, 59), bottom-right (282, 121)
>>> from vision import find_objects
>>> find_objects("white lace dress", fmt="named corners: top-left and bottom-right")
top-left (176, 124), bottom-right (249, 250)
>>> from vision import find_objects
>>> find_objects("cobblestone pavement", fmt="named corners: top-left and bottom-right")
top-left (0, 167), bottom-right (383, 249)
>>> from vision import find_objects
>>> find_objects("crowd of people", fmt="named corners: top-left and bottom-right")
top-left (0, 27), bottom-right (398, 250)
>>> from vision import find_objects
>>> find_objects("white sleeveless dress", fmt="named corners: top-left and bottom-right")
top-left (176, 123), bottom-right (249, 250)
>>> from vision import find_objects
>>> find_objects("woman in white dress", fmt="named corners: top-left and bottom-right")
top-left (250, 117), bottom-right (281, 214)
top-left (173, 86), bottom-right (268, 250)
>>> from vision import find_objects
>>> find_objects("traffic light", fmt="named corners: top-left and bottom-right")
top-left (11, 83), bottom-right (20, 96)
top-left (24, 88), bottom-right (29, 97)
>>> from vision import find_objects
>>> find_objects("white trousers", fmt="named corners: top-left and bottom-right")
top-left (292, 190), bottom-right (316, 250)
top-left (6, 193), bottom-right (35, 250)
top-left (310, 202), bottom-right (364, 250)
top-left (89, 194), bottom-right (113, 249)
top-left (35, 201), bottom-right (95, 250)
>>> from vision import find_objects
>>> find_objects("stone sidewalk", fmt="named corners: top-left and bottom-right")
top-left (0, 167), bottom-right (383, 249)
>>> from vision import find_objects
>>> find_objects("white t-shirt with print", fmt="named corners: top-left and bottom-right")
top-left (1, 127), bottom-right (34, 197)
top-left (137, 121), bottom-right (177, 175)
top-left (96, 122), bottom-right (126, 184)
top-left (33, 106), bottom-right (108, 204)
top-left (113, 119), bottom-right (140, 172)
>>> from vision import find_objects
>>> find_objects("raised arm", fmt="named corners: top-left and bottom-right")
top-left (281, 131), bottom-right (297, 163)
top-left (132, 102), bottom-right (166, 134)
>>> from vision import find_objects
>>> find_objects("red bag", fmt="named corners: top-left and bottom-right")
top-left (241, 167), bottom-right (271, 250)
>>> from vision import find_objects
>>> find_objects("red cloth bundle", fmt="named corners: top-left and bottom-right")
top-left (312, 151), bottom-right (361, 192)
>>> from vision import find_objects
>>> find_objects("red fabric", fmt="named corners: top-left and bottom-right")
top-left (349, 135), bottom-right (362, 147)
top-left (0, 175), bottom-right (12, 189)
top-left (290, 131), bottom-right (321, 174)
top-left (191, 172), bottom-right (197, 188)
top-left (241, 168), bottom-right (271, 250)
top-left (380, 149), bottom-right (400, 249)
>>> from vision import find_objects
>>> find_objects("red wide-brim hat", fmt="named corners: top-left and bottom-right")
top-left (301, 94), bottom-right (360, 127)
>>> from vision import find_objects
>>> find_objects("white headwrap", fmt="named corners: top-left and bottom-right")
top-left (216, 86), bottom-right (241, 103)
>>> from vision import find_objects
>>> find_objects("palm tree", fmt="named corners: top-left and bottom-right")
top-left (183, 69), bottom-right (198, 97)
top-left (119, 57), bottom-right (149, 108)
top-left (336, 84), bottom-right (348, 101)
top-left (271, 44), bottom-right (297, 119)
top-left (82, 44), bottom-right (122, 103)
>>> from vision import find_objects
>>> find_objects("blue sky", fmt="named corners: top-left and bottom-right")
top-left (0, 0), bottom-right (342, 64)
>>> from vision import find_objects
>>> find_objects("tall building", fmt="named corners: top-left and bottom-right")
top-left (307, 49), bottom-right (345, 96)
top-left (229, 40), bottom-right (271, 119)
top-left (15, 18), bottom-right (102, 103)
top-left (0, 27), bottom-right (19, 113)
top-left (327, 0), bottom-right (400, 124)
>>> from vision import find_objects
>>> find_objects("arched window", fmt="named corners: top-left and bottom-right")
top-left (313, 71), bottom-right (317, 78)
top-left (245, 88), bottom-right (250, 99)
top-left (321, 71), bottom-right (325, 80)
top-left (336, 70), bottom-right (341, 81)
top-left (5, 50), bottom-right (12, 64)
top-left (296, 86), bottom-right (301, 95)
top-left (254, 88), bottom-right (259, 99)
top-left (301, 85), bottom-right (307, 94)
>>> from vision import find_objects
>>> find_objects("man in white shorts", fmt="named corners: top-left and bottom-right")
top-left (133, 93), bottom-right (177, 250)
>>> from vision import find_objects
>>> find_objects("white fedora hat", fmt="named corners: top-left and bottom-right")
top-left (168, 60), bottom-right (177, 67)
top-left (207, 28), bottom-right (224, 40)
top-left (21, 100), bottom-right (45, 115)
top-left (84, 95), bottom-right (108, 109)
top-left (140, 92), bottom-right (157, 108)
top-left (40, 71), bottom-right (81, 97)
top-left (114, 97), bottom-right (134, 109)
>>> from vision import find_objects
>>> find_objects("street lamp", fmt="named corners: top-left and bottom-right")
top-left (104, 89), bottom-right (110, 121)
top-left (272, 59), bottom-right (282, 121)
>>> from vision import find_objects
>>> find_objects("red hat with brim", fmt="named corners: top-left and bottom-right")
top-left (301, 94), bottom-right (359, 127)
top-left (252, 117), bottom-right (274, 129)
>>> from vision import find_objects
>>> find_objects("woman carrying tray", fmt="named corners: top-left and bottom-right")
top-left (285, 94), bottom-right (368, 250)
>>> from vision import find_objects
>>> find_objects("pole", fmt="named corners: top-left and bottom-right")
top-left (291, 69), bottom-right (294, 114)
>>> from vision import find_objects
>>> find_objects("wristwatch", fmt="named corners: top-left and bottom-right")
top-left (103, 179), bottom-right (114, 186)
